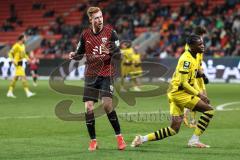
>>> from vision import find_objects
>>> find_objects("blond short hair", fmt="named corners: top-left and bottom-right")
top-left (87, 7), bottom-right (101, 19)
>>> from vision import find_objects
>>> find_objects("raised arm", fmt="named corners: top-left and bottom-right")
top-left (69, 34), bottom-right (85, 60)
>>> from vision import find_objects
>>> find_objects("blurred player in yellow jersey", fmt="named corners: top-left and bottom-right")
top-left (183, 26), bottom-right (209, 128)
top-left (120, 41), bottom-right (142, 91)
top-left (120, 41), bottom-right (133, 91)
top-left (7, 34), bottom-right (36, 98)
top-left (131, 35), bottom-right (214, 148)
top-left (132, 53), bottom-right (141, 74)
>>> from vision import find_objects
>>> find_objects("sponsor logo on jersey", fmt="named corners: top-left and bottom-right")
top-left (102, 37), bottom-right (107, 43)
top-left (183, 61), bottom-right (190, 69)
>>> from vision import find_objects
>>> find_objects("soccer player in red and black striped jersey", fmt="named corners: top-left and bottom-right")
top-left (69, 7), bottom-right (126, 151)
top-left (29, 52), bottom-right (39, 87)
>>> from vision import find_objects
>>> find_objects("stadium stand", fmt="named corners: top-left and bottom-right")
top-left (0, 0), bottom-right (239, 58)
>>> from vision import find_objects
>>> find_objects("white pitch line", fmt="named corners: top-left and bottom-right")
top-left (216, 101), bottom-right (240, 111)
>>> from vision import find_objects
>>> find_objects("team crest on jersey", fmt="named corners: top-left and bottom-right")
top-left (110, 85), bottom-right (114, 94)
top-left (102, 37), bottom-right (107, 43)
top-left (183, 61), bottom-right (190, 69)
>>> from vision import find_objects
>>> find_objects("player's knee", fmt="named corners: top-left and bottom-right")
top-left (170, 118), bottom-right (182, 133)
top-left (102, 97), bottom-right (113, 113)
top-left (172, 126), bottom-right (181, 134)
top-left (102, 102), bottom-right (113, 113)
top-left (206, 104), bottom-right (215, 111)
top-left (170, 123), bottom-right (181, 133)
top-left (85, 101), bottom-right (94, 113)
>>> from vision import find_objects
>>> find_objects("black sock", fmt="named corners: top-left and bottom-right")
top-left (85, 112), bottom-right (96, 139)
top-left (33, 77), bottom-right (37, 83)
top-left (107, 110), bottom-right (121, 135)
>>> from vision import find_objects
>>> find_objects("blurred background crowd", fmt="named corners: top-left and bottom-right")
top-left (0, 0), bottom-right (240, 59)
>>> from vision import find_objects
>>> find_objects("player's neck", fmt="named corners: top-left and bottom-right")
top-left (92, 26), bottom-right (103, 34)
top-left (188, 49), bottom-right (197, 58)
top-left (18, 41), bottom-right (23, 45)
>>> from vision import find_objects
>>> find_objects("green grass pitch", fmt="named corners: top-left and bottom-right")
top-left (0, 80), bottom-right (240, 160)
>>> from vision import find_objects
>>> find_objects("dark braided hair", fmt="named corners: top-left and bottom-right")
top-left (194, 26), bottom-right (207, 36)
top-left (187, 34), bottom-right (201, 46)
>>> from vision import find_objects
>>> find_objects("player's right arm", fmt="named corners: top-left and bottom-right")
top-left (179, 72), bottom-right (199, 96)
top-left (8, 45), bottom-right (15, 60)
top-left (177, 58), bottom-right (209, 103)
top-left (179, 71), bottom-right (209, 103)
top-left (8, 44), bottom-right (18, 65)
top-left (69, 34), bottom-right (85, 60)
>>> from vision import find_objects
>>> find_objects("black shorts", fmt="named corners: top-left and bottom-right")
top-left (83, 76), bottom-right (114, 102)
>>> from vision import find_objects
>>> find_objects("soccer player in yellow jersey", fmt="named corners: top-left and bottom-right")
top-left (7, 34), bottom-right (36, 98)
top-left (120, 41), bottom-right (142, 91)
top-left (130, 51), bottom-right (142, 91)
top-left (183, 26), bottom-right (208, 128)
top-left (120, 41), bottom-right (133, 87)
top-left (131, 35), bottom-right (214, 148)
top-left (131, 52), bottom-right (142, 76)
top-left (194, 26), bottom-right (209, 95)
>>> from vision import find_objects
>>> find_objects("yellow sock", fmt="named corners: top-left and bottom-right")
top-left (8, 78), bottom-right (17, 92)
top-left (24, 87), bottom-right (30, 93)
top-left (22, 79), bottom-right (30, 93)
top-left (22, 79), bottom-right (29, 88)
top-left (194, 110), bottom-right (214, 136)
top-left (146, 127), bottom-right (176, 141)
top-left (9, 86), bottom-right (14, 92)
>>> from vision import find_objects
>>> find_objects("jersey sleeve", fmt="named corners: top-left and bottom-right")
top-left (23, 52), bottom-right (29, 61)
top-left (177, 54), bottom-right (199, 95)
top-left (110, 30), bottom-right (121, 58)
top-left (23, 46), bottom-right (29, 60)
top-left (194, 78), bottom-right (201, 92)
top-left (196, 77), bottom-right (206, 91)
top-left (179, 73), bottom-right (199, 96)
top-left (75, 33), bottom-right (85, 60)
top-left (8, 44), bottom-right (18, 60)
top-left (178, 58), bottom-right (192, 74)
top-left (8, 44), bottom-right (19, 65)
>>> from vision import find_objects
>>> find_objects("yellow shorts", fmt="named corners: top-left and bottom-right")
top-left (121, 64), bottom-right (132, 77)
top-left (15, 66), bottom-right (25, 76)
top-left (168, 91), bottom-right (200, 116)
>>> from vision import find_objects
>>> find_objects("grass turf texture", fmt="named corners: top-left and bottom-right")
top-left (0, 80), bottom-right (240, 160)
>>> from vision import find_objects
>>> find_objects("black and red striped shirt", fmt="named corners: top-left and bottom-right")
top-left (75, 25), bottom-right (120, 77)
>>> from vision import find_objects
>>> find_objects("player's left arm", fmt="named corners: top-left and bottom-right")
top-left (197, 54), bottom-right (209, 84)
top-left (8, 45), bottom-right (16, 61)
top-left (178, 59), bottom-right (202, 96)
top-left (9, 45), bottom-right (20, 65)
top-left (196, 73), bottom-right (207, 95)
top-left (179, 72), bottom-right (199, 96)
top-left (69, 33), bottom-right (85, 60)
top-left (193, 78), bottom-right (201, 92)
top-left (24, 52), bottom-right (30, 61)
top-left (110, 30), bottom-right (121, 60)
